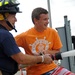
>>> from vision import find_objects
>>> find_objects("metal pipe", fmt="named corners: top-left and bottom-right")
top-left (47, 0), bottom-right (52, 28)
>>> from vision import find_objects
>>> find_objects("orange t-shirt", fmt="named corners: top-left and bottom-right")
top-left (15, 27), bottom-right (62, 75)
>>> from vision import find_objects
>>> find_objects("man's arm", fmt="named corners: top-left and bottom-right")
top-left (11, 52), bottom-right (52, 65)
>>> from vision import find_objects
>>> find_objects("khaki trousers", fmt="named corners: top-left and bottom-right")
top-left (0, 70), bottom-right (2, 75)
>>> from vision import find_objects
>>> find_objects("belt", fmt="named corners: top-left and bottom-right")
top-left (42, 69), bottom-right (55, 75)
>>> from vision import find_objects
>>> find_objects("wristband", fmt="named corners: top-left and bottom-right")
top-left (41, 55), bottom-right (44, 62)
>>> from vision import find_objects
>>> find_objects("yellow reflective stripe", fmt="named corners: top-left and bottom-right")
top-left (4, 1), bottom-right (9, 5)
top-left (0, 2), bottom-right (2, 6)
top-left (0, 1), bottom-right (9, 6)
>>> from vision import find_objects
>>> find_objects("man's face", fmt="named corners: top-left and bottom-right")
top-left (7, 13), bottom-right (17, 30)
top-left (35, 14), bottom-right (49, 31)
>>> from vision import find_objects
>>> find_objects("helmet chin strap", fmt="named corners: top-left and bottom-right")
top-left (5, 20), bottom-right (17, 32)
top-left (2, 13), bottom-right (17, 32)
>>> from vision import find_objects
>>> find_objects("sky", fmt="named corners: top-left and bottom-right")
top-left (10, 0), bottom-right (75, 36)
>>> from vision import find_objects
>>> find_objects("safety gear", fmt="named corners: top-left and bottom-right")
top-left (0, 0), bottom-right (22, 32)
top-left (0, 0), bottom-right (21, 13)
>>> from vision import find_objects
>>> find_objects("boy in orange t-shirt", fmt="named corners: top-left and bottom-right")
top-left (15, 7), bottom-right (75, 75)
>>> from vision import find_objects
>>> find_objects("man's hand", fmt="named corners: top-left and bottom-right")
top-left (42, 54), bottom-right (53, 64)
top-left (32, 51), bottom-right (53, 64)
